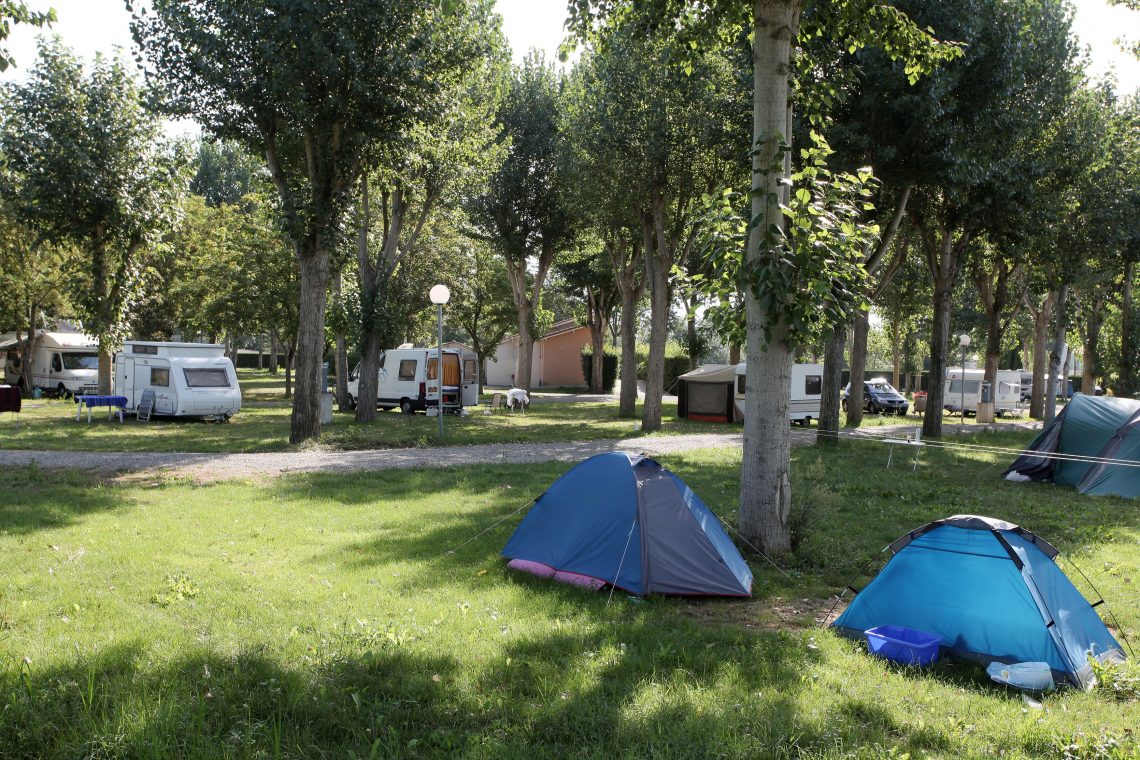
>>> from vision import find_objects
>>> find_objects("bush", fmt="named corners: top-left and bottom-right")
top-left (581, 348), bottom-right (618, 393)
top-left (636, 342), bottom-right (691, 393)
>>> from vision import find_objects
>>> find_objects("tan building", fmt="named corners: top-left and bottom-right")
top-left (484, 319), bottom-right (590, 388)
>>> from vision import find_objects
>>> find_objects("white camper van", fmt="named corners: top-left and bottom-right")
top-left (944, 368), bottom-right (1022, 416)
top-left (114, 341), bottom-right (241, 419)
top-left (346, 347), bottom-right (479, 414)
top-left (735, 362), bottom-right (823, 425)
top-left (0, 331), bottom-right (99, 397)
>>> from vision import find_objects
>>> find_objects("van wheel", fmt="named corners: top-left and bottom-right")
top-left (801, 416), bottom-right (812, 427)
top-left (57, 384), bottom-right (70, 399)
top-left (346, 394), bottom-right (357, 410)
top-left (400, 399), bottom-right (414, 415)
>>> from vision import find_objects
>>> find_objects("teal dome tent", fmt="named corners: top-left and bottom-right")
top-left (832, 515), bottom-right (1125, 689)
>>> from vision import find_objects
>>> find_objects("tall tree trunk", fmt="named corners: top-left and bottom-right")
top-left (269, 330), bottom-right (279, 375)
top-left (515, 306), bottom-right (535, 390)
top-left (618, 286), bottom-right (638, 416)
top-left (845, 308), bottom-right (869, 426)
top-left (739, 0), bottom-right (801, 556)
top-left (1029, 292), bottom-right (1054, 419)
top-left (587, 291), bottom-right (607, 394)
top-left (333, 270), bottom-right (350, 412)
top-left (608, 234), bottom-right (643, 417)
top-left (920, 223), bottom-right (968, 438)
top-left (889, 320), bottom-right (902, 390)
top-left (1121, 260), bottom-right (1136, 397)
top-left (1045, 283), bottom-right (1069, 423)
top-left (923, 272), bottom-right (954, 437)
top-left (1080, 295), bottom-right (1105, 395)
top-left (284, 339), bottom-right (295, 399)
top-left (19, 302), bottom-right (36, 397)
top-left (686, 293), bottom-right (699, 371)
top-left (818, 328), bottom-right (846, 445)
top-left (641, 202), bottom-right (670, 432)
top-left (290, 247), bottom-right (329, 442)
top-left (729, 342), bottom-right (741, 365)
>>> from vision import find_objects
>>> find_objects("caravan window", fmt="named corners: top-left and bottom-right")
top-left (150, 368), bottom-right (170, 387)
top-left (132, 344), bottom-right (158, 355)
top-left (183, 368), bottom-right (231, 388)
top-left (948, 380), bottom-right (981, 395)
top-left (804, 375), bottom-right (822, 395)
top-left (398, 359), bottom-right (417, 381)
top-left (62, 353), bottom-right (98, 370)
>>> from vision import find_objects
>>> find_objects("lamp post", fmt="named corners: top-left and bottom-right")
top-left (429, 284), bottom-right (451, 439)
top-left (958, 333), bottom-right (971, 426)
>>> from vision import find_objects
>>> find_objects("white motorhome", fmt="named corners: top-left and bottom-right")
top-left (735, 362), bottom-right (823, 426)
top-left (0, 331), bottom-right (99, 397)
top-left (944, 368), bottom-right (1022, 416)
top-left (347, 347), bottom-right (479, 414)
top-left (114, 341), bottom-right (241, 419)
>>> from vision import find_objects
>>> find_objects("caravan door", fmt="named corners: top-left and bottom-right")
top-left (117, 357), bottom-right (135, 404)
top-left (461, 353), bottom-right (479, 407)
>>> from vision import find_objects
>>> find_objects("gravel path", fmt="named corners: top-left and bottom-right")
top-left (0, 419), bottom-right (1039, 482)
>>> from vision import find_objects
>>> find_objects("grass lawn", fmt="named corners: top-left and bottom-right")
top-left (0, 369), bottom-right (1009, 455)
top-left (1, 431), bottom-right (1136, 757)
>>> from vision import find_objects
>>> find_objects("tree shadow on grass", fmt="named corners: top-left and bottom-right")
top-left (0, 613), bottom-right (1003, 759)
top-left (0, 467), bottom-right (129, 536)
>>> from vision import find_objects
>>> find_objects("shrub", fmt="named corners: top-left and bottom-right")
top-left (580, 348), bottom-right (619, 393)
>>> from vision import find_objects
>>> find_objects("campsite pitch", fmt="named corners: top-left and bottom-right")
top-left (1, 432), bottom-right (1136, 758)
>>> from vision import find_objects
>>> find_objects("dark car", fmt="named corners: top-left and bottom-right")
top-left (843, 378), bottom-right (909, 415)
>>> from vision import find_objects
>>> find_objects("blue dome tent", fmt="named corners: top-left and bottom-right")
top-left (501, 452), bottom-right (752, 597)
top-left (832, 515), bottom-right (1125, 688)
top-left (1005, 394), bottom-right (1140, 498)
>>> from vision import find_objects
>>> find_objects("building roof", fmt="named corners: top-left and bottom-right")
top-left (498, 318), bottom-right (587, 347)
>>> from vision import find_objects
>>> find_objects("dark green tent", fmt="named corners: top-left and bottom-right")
top-left (1005, 394), bottom-right (1140, 498)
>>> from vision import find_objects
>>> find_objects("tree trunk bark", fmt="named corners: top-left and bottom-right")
top-left (618, 286), bottom-right (638, 417)
top-left (687, 293), bottom-right (699, 371)
top-left (333, 270), bottom-right (350, 412)
top-left (289, 248), bottom-right (330, 443)
top-left (269, 331), bottom-right (279, 375)
top-left (19, 303), bottom-right (36, 396)
top-left (1045, 283), bottom-right (1069, 423)
top-left (515, 307), bottom-right (535, 390)
top-left (922, 274), bottom-right (953, 438)
top-left (817, 328), bottom-right (845, 445)
top-left (354, 332), bottom-right (381, 422)
top-left (739, 0), bottom-right (800, 556)
top-left (284, 340), bottom-right (294, 398)
top-left (1029, 293), bottom-right (1053, 419)
top-left (729, 342), bottom-right (741, 365)
top-left (641, 205), bottom-right (670, 432)
top-left (1121, 260), bottom-right (1136, 397)
top-left (845, 307), bottom-right (869, 426)
top-left (589, 316), bottom-right (606, 393)
top-left (983, 309), bottom-right (1001, 392)
top-left (1082, 314), bottom-right (1101, 395)
top-left (889, 321), bottom-right (901, 390)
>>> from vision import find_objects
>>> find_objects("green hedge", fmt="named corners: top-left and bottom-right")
top-left (581, 348), bottom-right (619, 393)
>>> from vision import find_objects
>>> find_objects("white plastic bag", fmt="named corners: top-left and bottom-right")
top-left (986, 661), bottom-right (1054, 691)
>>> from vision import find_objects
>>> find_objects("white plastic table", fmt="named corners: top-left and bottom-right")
top-left (883, 438), bottom-right (926, 471)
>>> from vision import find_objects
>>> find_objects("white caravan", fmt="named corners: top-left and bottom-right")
top-left (0, 331), bottom-right (99, 396)
top-left (346, 347), bottom-right (479, 414)
top-left (114, 341), bottom-right (241, 419)
top-left (735, 362), bottom-right (824, 426)
top-left (943, 368), bottom-right (1022, 416)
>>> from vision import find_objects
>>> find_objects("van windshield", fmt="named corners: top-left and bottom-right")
top-left (62, 353), bottom-right (99, 370)
top-left (183, 368), bottom-right (231, 388)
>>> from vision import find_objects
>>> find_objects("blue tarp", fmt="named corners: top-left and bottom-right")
top-left (832, 515), bottom-right (1123, 687)
top-left (501, 452), bottom-right (752, 596)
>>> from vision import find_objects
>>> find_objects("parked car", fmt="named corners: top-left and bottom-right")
top-left (842, 378), bottom-right (909, 415)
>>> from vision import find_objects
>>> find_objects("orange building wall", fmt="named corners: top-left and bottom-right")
top-left (539, 327), bottom-right (589, 387)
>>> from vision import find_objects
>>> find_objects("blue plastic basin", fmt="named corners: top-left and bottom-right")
top-left (864, 625), bottom-right (942, 666)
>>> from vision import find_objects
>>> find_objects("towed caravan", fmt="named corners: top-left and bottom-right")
top-left (734, 362), bottom-right (823, 426)
top-left (944, 369), bottom-right (1023, 416)
top-left (346, 347), bottom-right (479, 414)
top-left (114, 341), bottom-right (241, 419)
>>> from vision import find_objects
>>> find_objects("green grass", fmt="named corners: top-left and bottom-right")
top-left (1, 373), bottom-right (1008, 454)
top-left (0, 397), bottom-right (737, 454)
top-left (1, 432), bottom-right (1136, 757)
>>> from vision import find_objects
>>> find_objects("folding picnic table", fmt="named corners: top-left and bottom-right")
top-left (75, 395), bottom-right (128, 423)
